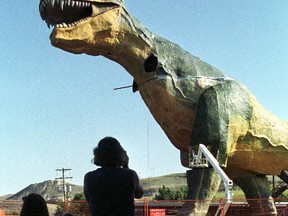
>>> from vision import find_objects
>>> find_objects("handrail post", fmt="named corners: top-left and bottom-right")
top-left (65, 200), bottom-right (69, 213)
top-left (144, 198), bottom-right (149, 216)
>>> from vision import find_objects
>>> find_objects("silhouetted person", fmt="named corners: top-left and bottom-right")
top-left (84, 136), bottom-right (143, 216)
top-left (20, 193), bottom-right (49, 216)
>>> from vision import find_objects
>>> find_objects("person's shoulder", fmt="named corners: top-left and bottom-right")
top-left (122, 168), bottom-right (138, 176)
top-left (85, 169), bottom-right (100, 177)
top-left (128, 168), bottom-right (137, 174)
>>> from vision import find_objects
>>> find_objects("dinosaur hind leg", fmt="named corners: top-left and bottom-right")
top-left (177, 168), bottom-right (221, 216)
top-left (234, 175), bottom-right (277, 215)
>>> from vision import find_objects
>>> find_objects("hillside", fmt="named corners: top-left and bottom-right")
top-left (0, 194), bottom-right (13, 200)
top-left (5, 180), bottom-right (83, 201)
top-left (1, 173), bottom-right (187, 201)
top-left (140, 173), bottom-right (187, 196)
top-left (3, 173), bottom-right (284, 201)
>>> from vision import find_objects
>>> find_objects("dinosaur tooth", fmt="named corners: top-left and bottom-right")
top-left (67, 0), bottom-right (71, 6)
top-left (39, 4), bottom-right (44, 13)
top-left (71, 0), bottom-right (75, 7)
top-left (60, 0), bottom-right (64, 10)
top-left (44, 0), bottom-right (49, 7)
top-left (51, 0), bottom-right (55, 7)
top-left (41, 1), bottom-right (47, 7)
top-left (58, 23), bottom-right (66, 28)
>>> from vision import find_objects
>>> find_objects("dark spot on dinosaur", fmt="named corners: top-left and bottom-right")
top-left (156, 67), bottom-right (168, 76)
top-left (144, 54), bottom-right (158, 72)
top-left (176, 69), bottom-right (185, 77)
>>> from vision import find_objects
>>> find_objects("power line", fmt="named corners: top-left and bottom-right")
top-left (55, 168), bottom-right (73, 201)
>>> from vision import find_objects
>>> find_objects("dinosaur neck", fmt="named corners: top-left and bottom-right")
top-left (100, 15), bottom-right (157, 86)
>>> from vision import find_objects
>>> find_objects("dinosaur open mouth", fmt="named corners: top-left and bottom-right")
top-left (39, 0), bottom-right (119, 28)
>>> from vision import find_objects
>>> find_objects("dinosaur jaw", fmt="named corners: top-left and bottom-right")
top-left (39, 0), bottom-right (122, 54)
top-left (40, 0), bottom-right (120, 28)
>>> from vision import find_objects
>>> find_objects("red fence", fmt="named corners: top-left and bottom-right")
top-left (65, 198), bottom-right (288, 216)
top-left (0, 200), bottom-right (22, 216)
top-left (1, 198), bottom-right (287, 215)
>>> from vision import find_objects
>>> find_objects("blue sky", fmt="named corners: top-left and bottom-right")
top-left (0, 1), bottom-right (287, 196)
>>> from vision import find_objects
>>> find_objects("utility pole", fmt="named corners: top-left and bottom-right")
top-left (55, 168), bottom-right (73, 201)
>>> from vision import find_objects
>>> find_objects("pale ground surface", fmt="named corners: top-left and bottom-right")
top-left (47, 204), bottom-right (58, 215)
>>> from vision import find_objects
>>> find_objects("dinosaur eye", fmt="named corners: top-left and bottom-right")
top-left (144, 54), bottom-right (158, 73)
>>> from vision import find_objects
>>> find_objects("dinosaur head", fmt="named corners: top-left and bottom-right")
top-left (39, 0), bottom-right (130, 55)
top-left (40, 0), bottom-right (155, 85)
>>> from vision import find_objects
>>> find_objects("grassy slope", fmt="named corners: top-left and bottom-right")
top-left (140, 173), bottom-right (263, 199)
top-left (141, 173), bottom-right (286, 200)
top-left (140, 173), bottom-right (187, 197)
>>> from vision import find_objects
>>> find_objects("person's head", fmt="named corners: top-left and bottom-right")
top-left (20, 193), bottom-right (49, 216)
top-left (93, 136), bottom-right (127, 167)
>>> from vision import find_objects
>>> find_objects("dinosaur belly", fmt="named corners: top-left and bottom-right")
top-left (226, 144), bottom-right (288, 176)
top-left (139, 79), bottom-right (197, 152)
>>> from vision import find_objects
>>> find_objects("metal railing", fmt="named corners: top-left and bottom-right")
top-left (0, 198), bottom-right (287, 216)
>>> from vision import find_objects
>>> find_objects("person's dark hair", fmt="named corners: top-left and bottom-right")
top-left (93, 137), bottom-right (126, 167)
top-left (20, 193), bottom-right (49, 216)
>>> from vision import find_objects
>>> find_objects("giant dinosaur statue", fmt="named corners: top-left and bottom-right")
top-left (39, 0), bottom-right (288, 215)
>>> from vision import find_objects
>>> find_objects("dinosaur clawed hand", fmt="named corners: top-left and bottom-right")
top-left (39, 0), bottom-right (118, 29)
